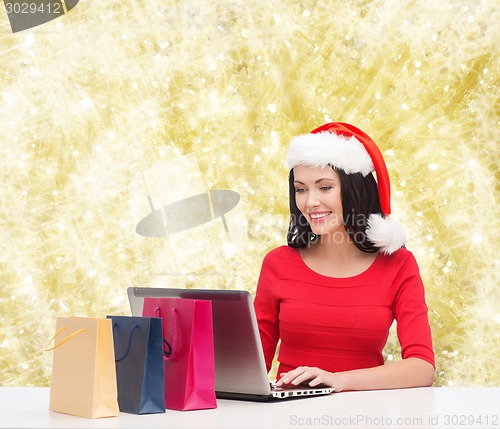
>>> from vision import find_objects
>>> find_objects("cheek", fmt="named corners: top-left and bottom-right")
top-left (333, 191), bottom-right (343, 210)
top-left (294, 194), bottom-right (307, 212)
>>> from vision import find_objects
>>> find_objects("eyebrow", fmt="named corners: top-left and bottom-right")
top-left (293, 178), bottom-right (338, 185)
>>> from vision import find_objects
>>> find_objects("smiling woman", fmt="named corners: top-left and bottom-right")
top-left (286, 124), bottom-right (406, 255)
top-left (255, 122), bottom-right (435, 392)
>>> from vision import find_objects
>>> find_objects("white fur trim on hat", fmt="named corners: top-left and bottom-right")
top-left (286, 131), bottom-right (374, 176)
top-left (366, 214), bottom-right (407, 255)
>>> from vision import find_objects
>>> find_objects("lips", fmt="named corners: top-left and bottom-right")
top-left (309, 212), bottom-right (331, 221)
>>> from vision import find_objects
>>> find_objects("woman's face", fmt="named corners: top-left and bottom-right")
top-left (293, 165), bottom-right (345, 238)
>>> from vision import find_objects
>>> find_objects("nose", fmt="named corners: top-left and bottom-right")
top-left (306, 190), bottom-right (320, 208)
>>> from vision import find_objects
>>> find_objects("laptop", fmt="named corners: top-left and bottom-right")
top-left (127, 287), bottom-right (334, 401)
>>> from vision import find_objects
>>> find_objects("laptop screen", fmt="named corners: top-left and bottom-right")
top-left (127, 287), bottom-right (273, 396)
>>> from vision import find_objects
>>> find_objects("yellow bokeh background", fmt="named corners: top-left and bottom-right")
top-left (0, 0), bottom-right (498, 387)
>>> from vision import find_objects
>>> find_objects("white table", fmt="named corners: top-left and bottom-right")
top-left (0, 387), bottom-right (498, 428)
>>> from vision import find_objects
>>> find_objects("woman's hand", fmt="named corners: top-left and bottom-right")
top-left (274, 358), bottom-right (434, 392)
top-left (275, 366), bottom-right (346, 392)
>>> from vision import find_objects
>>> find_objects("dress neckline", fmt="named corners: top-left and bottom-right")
top-left (293, 247), bottom-right (382, 280)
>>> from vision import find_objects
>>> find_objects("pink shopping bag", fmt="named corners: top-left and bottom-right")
top-left (142, 297), bottom-right (217, 411)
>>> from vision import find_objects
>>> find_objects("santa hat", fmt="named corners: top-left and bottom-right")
top-left (286, 122), bottom-right (406, 254)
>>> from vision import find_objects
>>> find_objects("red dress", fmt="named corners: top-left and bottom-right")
top-left (254, 246), bottom-right (435, 378)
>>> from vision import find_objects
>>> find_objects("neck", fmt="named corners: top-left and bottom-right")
top-left (314, 231), bottom-right (359, 257)
top-left (300, 231), bottom-right (378, 278)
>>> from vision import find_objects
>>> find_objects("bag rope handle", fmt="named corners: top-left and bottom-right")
top-left (154, 306), bottom-right (178, 360)
top-left (163, 338), bottom-right (173, 357)
top-left (113, 323), bottom-right (140, 362)
top-left (44, 327), bottom-right (86, 352)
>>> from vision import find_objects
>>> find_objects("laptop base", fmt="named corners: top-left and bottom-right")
top-left (216, 386), bottom-right (334, 402)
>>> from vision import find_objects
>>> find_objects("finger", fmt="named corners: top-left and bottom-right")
top-left (275, 372), bottom-right (291, 386)
top-left (307, 376), bottom-right (323, 387)
top-left (276, 368), bottom-right (304, 386)
top-left (289, 369), bottom-right (315, 386)
top-left (277, 366), bottom-right (316, 386)
top-left (296, 369), bottom-right (327, 387)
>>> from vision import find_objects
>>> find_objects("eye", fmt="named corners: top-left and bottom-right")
top-left (294, 187), bottom-right (305, 193)
top-left (320, 186), bottom-right (333, 191)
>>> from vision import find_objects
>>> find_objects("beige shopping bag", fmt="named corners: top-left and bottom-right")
top-left (46, 317), bottom-right (119, 418)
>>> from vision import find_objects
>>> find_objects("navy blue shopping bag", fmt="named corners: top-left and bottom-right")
top-left (107, 316), bottom-right (165, 414)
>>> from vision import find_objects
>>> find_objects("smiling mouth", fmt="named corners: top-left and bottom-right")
top-left (309, 212), bottom-right (331, 221)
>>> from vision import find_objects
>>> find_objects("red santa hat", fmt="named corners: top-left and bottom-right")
top-left (286, 122), bottom-right (406, 254)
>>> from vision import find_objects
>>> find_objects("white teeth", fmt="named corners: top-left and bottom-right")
top-left (310, 213), bottom-right (329, 219)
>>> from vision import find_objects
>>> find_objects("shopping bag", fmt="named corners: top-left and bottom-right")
top-left (106, 316), bottom-right (165, 414)
top-left (46, 317), bottom-right (119, 418)
top-left (142, 297), bottom-right (217, 411)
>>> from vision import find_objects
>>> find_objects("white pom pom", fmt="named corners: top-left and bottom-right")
top-left (366, 214), bottom-right (407, 255)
